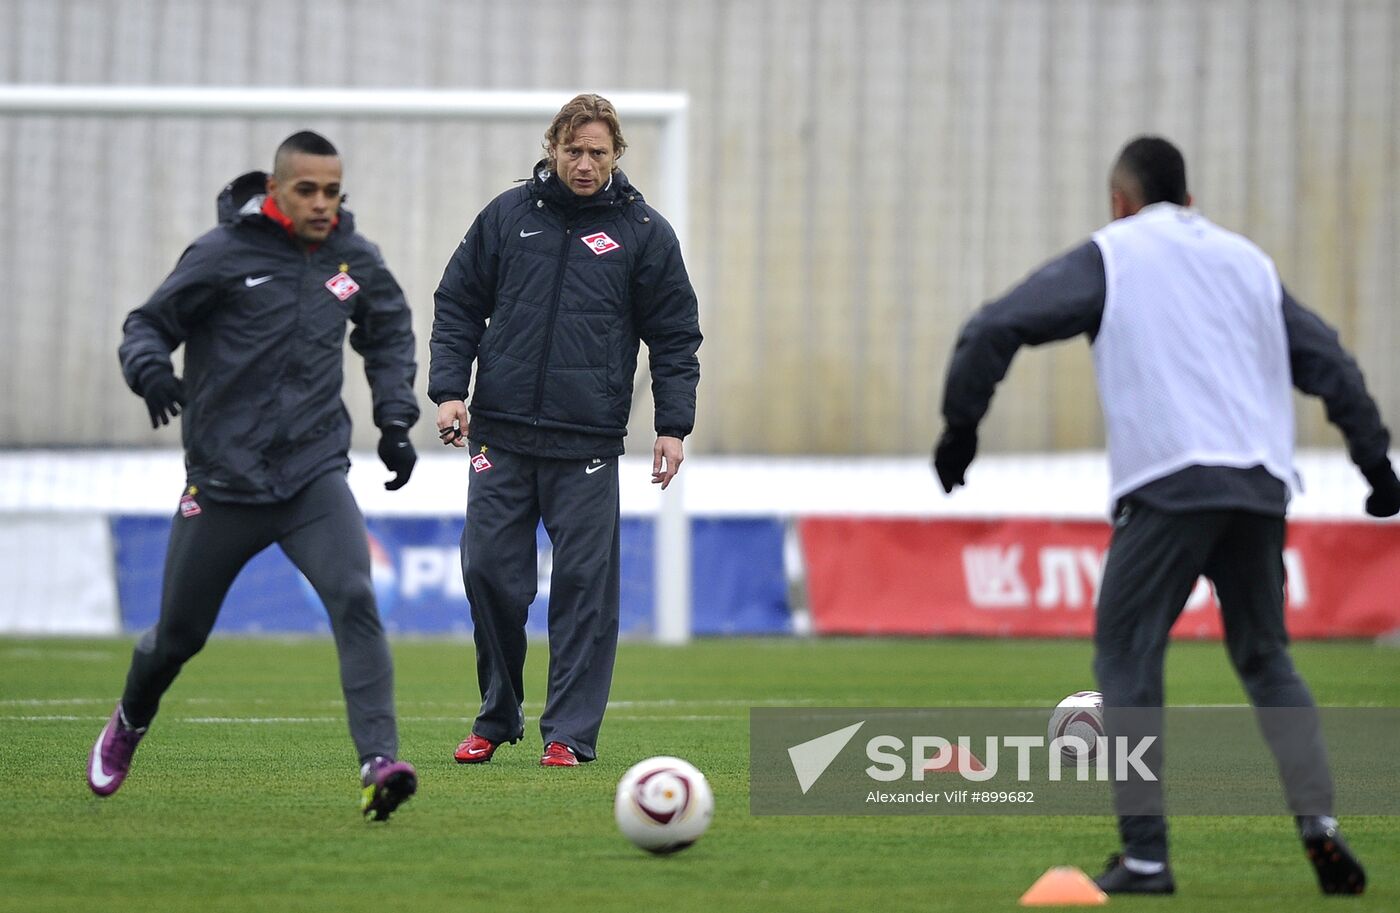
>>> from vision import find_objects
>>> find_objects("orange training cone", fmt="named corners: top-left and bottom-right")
top-left (1018, 866), bottom-right (1109, 906)
top-left (922, 744), bottom-right (986, 773)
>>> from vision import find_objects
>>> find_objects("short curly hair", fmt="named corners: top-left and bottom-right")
top-left (543, 93), bottom-right (627, 167)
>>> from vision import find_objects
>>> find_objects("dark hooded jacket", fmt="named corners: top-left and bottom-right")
top-left (119, 171), bottom-right (419, 503)
top-left (429, 164), bottom-right (701, 459)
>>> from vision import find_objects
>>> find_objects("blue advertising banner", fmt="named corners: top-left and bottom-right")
top-left (111, 515), bottom-right (790, 636)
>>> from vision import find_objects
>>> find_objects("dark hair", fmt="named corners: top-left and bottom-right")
top-left (1114, 136), bottom-right (1189, 207)
top-left (273, 130), bottom-right (339, 177)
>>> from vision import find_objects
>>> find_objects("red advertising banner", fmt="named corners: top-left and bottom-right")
top-left (799, 517), bottom-right (1400, 639)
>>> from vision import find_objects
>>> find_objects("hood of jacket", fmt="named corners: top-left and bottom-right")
top-left (215, 170), bottom-right (357, 235)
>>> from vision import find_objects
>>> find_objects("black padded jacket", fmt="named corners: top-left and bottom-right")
top-left (118, 171), bottom-right (419, 503)
top-left (429, 165), bottom-right (702, 458)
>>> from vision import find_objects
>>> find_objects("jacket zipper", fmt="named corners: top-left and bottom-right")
top-left (531, 223), bottom-right (573, 423)
top-left (268, 248), bottom-right (313, 491)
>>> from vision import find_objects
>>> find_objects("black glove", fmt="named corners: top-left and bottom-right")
top-left (139, 366), bottom-right (186, 429)
top-left (378, 423), bottom-right (417, 491)
top-left (932, 424), bottom-right (978, 494)
top-left (1362, 459), bottom-right (1400, 518)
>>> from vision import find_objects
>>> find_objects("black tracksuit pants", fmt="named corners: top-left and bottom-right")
top-left (1094, 501), bottom-right (1334, 863)
top-left (460, 444), bottom-right (620, 761)
top-left (121, 471), bottom-right (399, 763)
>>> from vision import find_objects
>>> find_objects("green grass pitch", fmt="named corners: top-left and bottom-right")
top-left (2, 637), bottom-right (1396, 912)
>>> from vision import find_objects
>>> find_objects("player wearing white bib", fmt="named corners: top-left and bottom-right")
top-left (935, 136), bottom-right (1395, 896)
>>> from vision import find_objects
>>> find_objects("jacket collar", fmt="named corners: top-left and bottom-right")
top-left (259, 195), bottom-right (341, 250)
top-left (530, 160), bottom-right (640, 216)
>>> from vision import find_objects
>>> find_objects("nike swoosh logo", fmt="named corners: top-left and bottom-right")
top-left (245, 275), bottom-right (274, 287)
top-left (585, 462), bottom-right (609, 475)
top-left (89, 720), bottom-right (116, 789)
top-left (462, 746), bottom-right (490, 758)
top-left (519, 229), bottom-right (544, 238)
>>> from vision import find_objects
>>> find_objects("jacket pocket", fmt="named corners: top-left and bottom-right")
top-left (478, 305), bottom-right (513, 368)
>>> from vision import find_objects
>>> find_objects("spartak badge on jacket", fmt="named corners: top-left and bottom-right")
top-left (179, 485), bottom-right (202, 518)
top-left (325, 268), bottom-right (360, 301)
top-left (580, 231), bottom-right (620, 255)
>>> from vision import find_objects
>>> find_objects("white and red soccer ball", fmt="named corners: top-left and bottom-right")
top-left (614, 756), bottom-right (714, 854)
top-left (1048, 690), bottom-right (1105, 762)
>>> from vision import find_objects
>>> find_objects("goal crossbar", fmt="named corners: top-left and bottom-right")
top-left (0, 84), bottom-right (686, 119)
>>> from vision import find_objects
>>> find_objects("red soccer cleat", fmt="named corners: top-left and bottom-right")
top-left (454, 732), bottom-right (503, 764)
top-left (540, 741), bottom-right (579, 767)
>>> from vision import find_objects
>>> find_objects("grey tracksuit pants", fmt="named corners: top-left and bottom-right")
top-left (1094, 501), bottom-right (1334, 863)
top-left (460, 444), bottom-right (620, 761)
top-left (121, 471), bottom-right (399, 763)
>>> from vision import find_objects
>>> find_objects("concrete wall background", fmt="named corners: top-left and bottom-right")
top-left (1, 0), bottom-right (1396, 456)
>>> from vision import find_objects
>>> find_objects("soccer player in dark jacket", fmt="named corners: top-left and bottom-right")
top-left (431, 94), bottom-right (702, 768)
top-left (89, 131), bottom-right (420, 821)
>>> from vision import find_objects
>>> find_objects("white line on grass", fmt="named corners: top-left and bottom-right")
top-left (0, 698), bottom-right (1255, 713)
top-left (608, 714), bottom-right (735, 721)
top-left (2, 712), bottom-right (740, 724)
top-left (0, 714), bottom-right (92, 721)
top-left (182, 713), bottom-right (740, 724)
top-left (1, 648), bottom-right (117, 662)
top-left (1, 696), bottom-right (837, 710)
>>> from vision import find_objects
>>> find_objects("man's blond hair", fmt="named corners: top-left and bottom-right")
top-left (543, 93), bottom-right (627, 167)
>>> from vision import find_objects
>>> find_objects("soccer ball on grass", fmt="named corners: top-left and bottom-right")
top-left (614, 756), bottom-right (714, 854)
top-left (1047, 690), bottom-right (1104, 762)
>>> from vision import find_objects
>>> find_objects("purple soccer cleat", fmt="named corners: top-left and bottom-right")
top-left (360, 756), bottom-right (418, 822)
top-left (88, 703), bottom-right (146, 797)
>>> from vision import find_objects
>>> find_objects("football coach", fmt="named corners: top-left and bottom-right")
top-left (430, 93), bottom-right (702, 769)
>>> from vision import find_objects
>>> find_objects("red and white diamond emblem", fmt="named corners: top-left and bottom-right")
top-left (580, 232), bottom-right (621, 256)
top-left (325, 271), bottom-right (360, 301)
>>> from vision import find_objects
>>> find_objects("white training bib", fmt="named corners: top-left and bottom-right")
top-left (1091, 203), bottom-right (1295, 510)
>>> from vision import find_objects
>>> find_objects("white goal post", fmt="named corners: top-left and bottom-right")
top-left (0, 83), bottom-right (694, 645)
